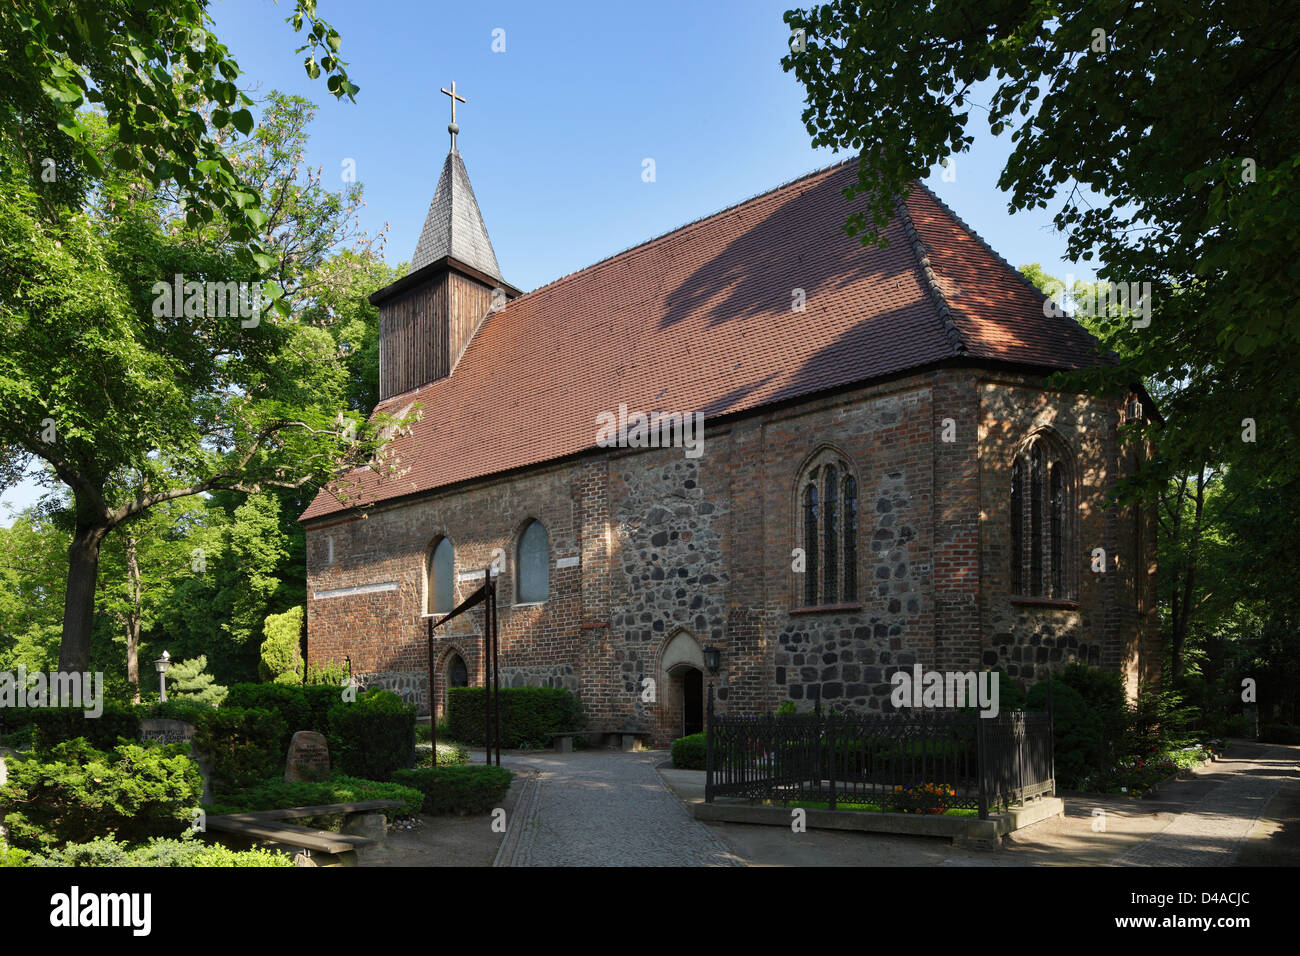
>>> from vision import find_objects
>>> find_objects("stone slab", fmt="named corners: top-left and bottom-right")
top-left (691, 797), bottom-right (1066, 850)
top-left (285, 730), bottom-right (331, 783)
top-left (139, 718), bottom-right (196, 745)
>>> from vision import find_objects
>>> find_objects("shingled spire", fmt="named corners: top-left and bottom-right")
top-left (368, 82), bottom-right (519, 400)
top-left (408, 146), bottom-right (504, 282)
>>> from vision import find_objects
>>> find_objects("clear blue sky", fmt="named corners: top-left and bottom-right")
top-left (1, 0), bottom-right (1094, 524)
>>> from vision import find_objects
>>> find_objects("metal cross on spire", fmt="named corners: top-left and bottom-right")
top-left (441, 81), bottom-right (467, 149)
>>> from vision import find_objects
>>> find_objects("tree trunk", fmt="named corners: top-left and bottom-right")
top-left (125, 531), bottom-right (142, 703)
top-left (58, 520), bottom-right (109, 674)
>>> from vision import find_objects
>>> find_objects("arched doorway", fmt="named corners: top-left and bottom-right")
top-left (660, 630), bottom-right (707, 739)
top-left (443, 652), bottom-right (468, 718)
top-left (682, 668), bottom-right (703, 736)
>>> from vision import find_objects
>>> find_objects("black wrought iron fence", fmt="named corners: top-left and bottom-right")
top-left (705, 691), bottom-right (1054, 819)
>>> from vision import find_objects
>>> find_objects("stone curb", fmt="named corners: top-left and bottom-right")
top-left (492, 770), bottom-right (538, 868)
top-left (691, 796), bottom-right (1065, 851)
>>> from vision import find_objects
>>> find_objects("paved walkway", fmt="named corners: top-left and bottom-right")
top-left (1113, 742), bottom-right (1297, 866)
top-left (490, 751), bottom-right (740, 867)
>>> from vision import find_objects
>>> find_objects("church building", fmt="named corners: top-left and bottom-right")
top-left (300, 93), bottom-right (1160, 745)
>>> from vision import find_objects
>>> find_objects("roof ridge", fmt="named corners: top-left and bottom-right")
top-left (503, 154), bottom-right (859, 304)
top-left (910, 180), bottom-right (1103, 352)
top-left (895, 190), bottom-right (966, 356)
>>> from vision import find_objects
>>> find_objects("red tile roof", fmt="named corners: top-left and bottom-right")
top-left (301, 159), bottom-right (1104, 522)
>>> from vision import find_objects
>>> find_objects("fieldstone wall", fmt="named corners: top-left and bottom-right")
top-left (304, 368), bottom-right (1154, 747)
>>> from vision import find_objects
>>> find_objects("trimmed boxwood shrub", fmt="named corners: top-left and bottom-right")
top-left (1027, 679), bottom-right (1103, 788)
top-left (328, 688), bottom-right (415, 780)
top-left (447, 686), bottom-right (583, 748)
top-left (224, 682), bottom-right (355, 753)
top-left (392, 766), bottom-right (513, 815)
top-left (193, 707), bottom-right (286, 792)
top-left (206, 774), bottom-right (423, 819)
top-left (22, 835), bottom-right (293, 867)
top-left (0, 739), bottom-right (202, 851)
top-left (671, 733), bottom-right (706, 769)
top-left (31, 704), bottom-right (141, 755)
top-left (144, 698), bottom-right (214, 726)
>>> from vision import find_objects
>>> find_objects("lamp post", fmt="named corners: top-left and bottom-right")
top-left (702, 645), bottom-right (721, 804)
top-left (155, 651), bottom-right (172, 703)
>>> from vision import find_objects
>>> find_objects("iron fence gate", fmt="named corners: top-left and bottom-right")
top-left (705, 694), bottom-right (1054, 819)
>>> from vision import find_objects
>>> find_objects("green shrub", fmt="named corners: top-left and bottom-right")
top-left (1027, 679), bottom-right (1103, 788)
top-left (31, 704), bottom-right (141, 754)
top-left (193, 707), bottom-right (286, 792)
top-left (416, 741), bottom-right (469, 767)
top-left (166, 655), bottom-right (228, 708)
top-left (671, 732), bottom-right (706, 769)
top-left (23, 835), bottom-right (293, 867)
top-left (223, 682), bottom-right (346, 753)
top-left (776, 700), bottom-right (797, 716)
top-left (304, 660), bottom-right (349, 686)
top-left (391, 766), bottom-right (513, 815)
top-left (206, 774), bottom-right (423, 819)
top-left (0, 846), bottom-right (29, 867)
top-left (145, 698), bottom-right (214, 726)
top-left (259, 606), bottom-right (304, 684)
top-left (447, 686), bottom-right (582, 748)
top-left (1261, 724), bottom-right (1300, 745)
top-left (225, 684), bottom-right (310, 751)
top-left (0, 739), bottom-right (202, 851)
top-left (328, 689), bottom-right (415, 781)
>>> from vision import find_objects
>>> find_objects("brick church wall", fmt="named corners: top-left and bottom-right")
top-left (304, 367), bottom-right (1154, 746)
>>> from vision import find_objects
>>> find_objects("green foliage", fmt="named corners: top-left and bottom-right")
top-left (192, 707), bottom-right (286, 793)
top-left (207, 774), bottom-right (423, 820)
top-left (391, 766), bottom-right (513, 816)
top-left (671, 732), bottom-right (706, 770)
top-left (1027, 679), bottom-right (1102, 789)
top-left (776, 700), bottom-right (797, 716)
top-left (166, 655), bottom-right (228, 708)
top-left (31, 704), bottom-right (141, 755)
top-left (1260, 725), bottom-right (1300, 745)
top-left (146, 698), bottom-right (214, 726)
top-left (0, 739), bottom-right (201, 850)
top-left (304, 660), bottom-right (349, 686)
top-left (328, 689), bottom-right (415, 781)
top-left (259, 606), bottom-right (304, 684)
top-left (22, 835), bottom-right (293, 867)
top-left (447, 686), bottom-right (583, 749)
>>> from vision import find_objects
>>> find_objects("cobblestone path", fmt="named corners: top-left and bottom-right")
top-left (499, 751), bottom-right (741, 867)
top-left (1114, 743), bottom-right (1297, 866)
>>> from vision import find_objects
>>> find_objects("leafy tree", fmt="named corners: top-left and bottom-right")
top-left (0, 132), bottom-right (410, 673)
top-left (0, 0), bottom-right (357, 266)
top-left (783, 1), bottom-right (1300, 501)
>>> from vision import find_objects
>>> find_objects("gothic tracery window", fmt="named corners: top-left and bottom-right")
top-left (1009, 433), bottom-right (1075, 600)
top-left (798, 451), bottom-right (859, 606)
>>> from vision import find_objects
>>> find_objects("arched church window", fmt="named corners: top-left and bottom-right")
top-left (1010, 433), bottom-right (1076, 599)
top-left (516, 519), bottom-right (550, 604)
top-left (797, 450), bottom-right (859, 606)
top-left (428, 536), bottom-right (454, 614)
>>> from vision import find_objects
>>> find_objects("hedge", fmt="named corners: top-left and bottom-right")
top-left (31, 704), bottom-right (141, 755)
top-left (0, 739), bottom-right (202, 851)
top-left (19, 835), bottom-right (293, 867)
top-left (392, 766), bottom-right (514, 815)
top-left (206, 774), bottom-right (424, 820)
top-left (192, 707), bottom-right (286, 793)
top-left (328, 689), bottom-right (416, 780)
top-left (447, 686), bottom-right (582, 748)
top-left (671, 733), bottom-right (706, 769)
top-left (224, 683), bottom-right (344, 753)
